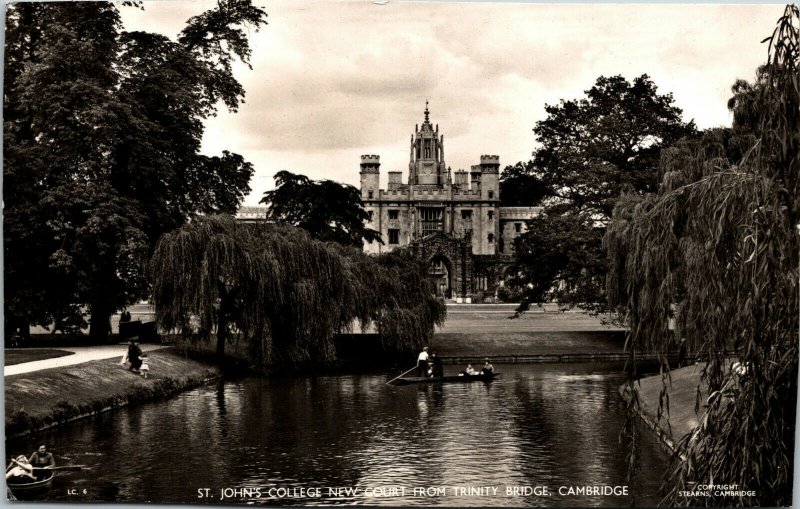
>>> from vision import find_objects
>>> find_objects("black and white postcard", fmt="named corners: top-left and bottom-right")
top-left (4, 1), bottom-right (798, 506)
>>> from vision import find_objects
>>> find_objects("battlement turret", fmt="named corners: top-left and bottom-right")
top-left (480, 155), bottom-right (500, 174)
top-left (360, 155), bottom-right (381, 173)
top-left (360, 155), bottom-right (380, 199)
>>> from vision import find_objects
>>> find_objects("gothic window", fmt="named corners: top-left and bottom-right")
top-left (368, 190), bottom-right (373, 199)
top-left (515, 222), bottom-right (521, 233)
top-left (488, 210), bottom-right (494, 220)
top-left (419, 207), bottom-right (443, 237)
top-left (461, 210), bottom-right (472, 220)
top-left (488, 233), bottom-right (494, 244)
top-left (388, 229), bottom-right (400, 244)
top-left (389, 210), bottom-right (399, 220)
top-left (488, 190), bottom-right (494, 199)
top-left (367, 211), bottom-right (374, 221)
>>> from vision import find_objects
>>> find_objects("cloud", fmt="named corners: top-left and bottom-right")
top-left (122, 1), bottom-right (784, 202)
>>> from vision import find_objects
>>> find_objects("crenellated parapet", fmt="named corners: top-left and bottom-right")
top-left (360, 154), bottom-right (381, 174)
top-left (480, 155), bottom-right (500, 174)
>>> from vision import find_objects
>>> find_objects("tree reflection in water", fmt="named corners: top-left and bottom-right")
top-left (9, 363), bottom-right (669, 506)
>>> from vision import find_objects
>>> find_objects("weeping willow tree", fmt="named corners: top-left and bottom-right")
top-left (606, 6), bottom-right (799, 506)
top-left (150, 215), bottom-right (445, 366)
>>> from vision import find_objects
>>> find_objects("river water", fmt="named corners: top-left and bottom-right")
top-left (8, 363), bottom-right (672, 506)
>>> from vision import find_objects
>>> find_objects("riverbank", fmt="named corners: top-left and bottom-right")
top-left (621, 364), bottom-right (707, 453)
top-left (5, 347), bottom-right (220, 437)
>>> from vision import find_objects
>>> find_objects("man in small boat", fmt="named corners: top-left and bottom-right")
top-left (29, 444), bottom-right (56, 469)
top-left (6, 456), bottom-right (35, 481)
top-left (482, 359), bottom-right (494, 375)
top-left (417, 346), bottom-right (430, 377)
top-left (431, 353), bottom-right (444, 378)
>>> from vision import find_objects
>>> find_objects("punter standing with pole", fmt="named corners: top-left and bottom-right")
top-left (417, 346), bottom-right (430, 377)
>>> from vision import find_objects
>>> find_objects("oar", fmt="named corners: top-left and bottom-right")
top-left (387, 365), bottom-right (418, 385)
top-left (32, 465), bottom-right (84, 471)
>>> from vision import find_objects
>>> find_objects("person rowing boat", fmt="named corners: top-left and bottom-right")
top-left (6, 456), bottom-right (35, 482)
top-left (29, 444), bottom-right (55, 469)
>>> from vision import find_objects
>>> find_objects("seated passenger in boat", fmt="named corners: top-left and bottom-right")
top-left (482, 359), bottom-right (494, 375)
top-left (6, 456), bottom-right (35, 481)
top-left (466, 364), bottom-right (476, 375)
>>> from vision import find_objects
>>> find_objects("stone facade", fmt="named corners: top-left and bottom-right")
top-left (361, 103), bottom-right (541, 300)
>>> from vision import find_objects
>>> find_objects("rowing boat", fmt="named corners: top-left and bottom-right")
top-left (7, 469), bottom-right (54, 497)
top-left (390, 372), bottom-right (500, 385)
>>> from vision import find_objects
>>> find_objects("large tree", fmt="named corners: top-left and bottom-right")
top-left (150, 216), bottom-right (445, 364)
top-left (3, 1), bottom-right (266, 340)
top-left (508, 75), bottom-right (696, 311)
top-left (606, 6), bottom-right (799, 505)
top-left (260, 170), bottom-right (383, 247)
top-left (498, 162), bottom-right (551, 207)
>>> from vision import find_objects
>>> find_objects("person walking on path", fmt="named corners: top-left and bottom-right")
top-left (417, 346), bottom-right (430, 377)
top-left (127, 340), bottom-right (143, 373)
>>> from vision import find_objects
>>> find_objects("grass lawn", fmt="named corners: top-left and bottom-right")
top-left (437, 306), bottom-right (623, 334)
top-left (432, 331), bottom-right (625, 356)
top-left (5, 347), bottom-right (219, 434)
top-left (432, 307), bottom-right (625, 356)
top-left (4, 349), bottom-right (75, 366)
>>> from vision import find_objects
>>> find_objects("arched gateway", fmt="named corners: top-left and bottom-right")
top-left (411, 233), bottom-right (473, 300)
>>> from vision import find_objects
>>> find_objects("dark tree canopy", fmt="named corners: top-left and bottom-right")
top-left (606, 6), bottom-right (799, 505)
top-left (533, 74), bottom-right (697, 217)
top-left (151, 216), bottom-right (445, 365)
top-left (499, 162), bottom-right (552, 207)
top-left (507, 74), bottom-right (696, 310)
top-left (3, 1), bottom-right (266, 340)
top-left (260, 170), bottom-right (383, 247)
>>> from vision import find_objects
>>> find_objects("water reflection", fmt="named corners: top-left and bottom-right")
top-left (8, 363), bottom-right (670, 506)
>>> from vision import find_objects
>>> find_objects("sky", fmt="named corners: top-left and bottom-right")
top-left (121, 1), bottom-right (785, 205)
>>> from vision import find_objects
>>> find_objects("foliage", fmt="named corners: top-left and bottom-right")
top-left (260, 170), bottom-right (383, 247)
top-left (606, 6), bottom-right (799, 505)
top-left (495, 285), bottom-right (523, 303)
top-left (3, 1), bottom-right (266, 340)
top-left (498, 162), bottom-right (552, 207)
top-left (507, 75), bottom-right (695, 311)
top-left (150, 216), bottom-right (445, 366)
top-left (510, 213), bottom-right (606, 312)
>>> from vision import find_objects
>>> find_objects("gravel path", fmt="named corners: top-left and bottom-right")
top-left (4, 344), bottom-right (170, 376)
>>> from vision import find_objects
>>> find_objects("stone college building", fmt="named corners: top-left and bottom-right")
top-left (359, 104), bottom-right (539, 302)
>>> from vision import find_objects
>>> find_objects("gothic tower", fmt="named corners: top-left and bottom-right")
top-left (408, 101), bottom-right (447, 186)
